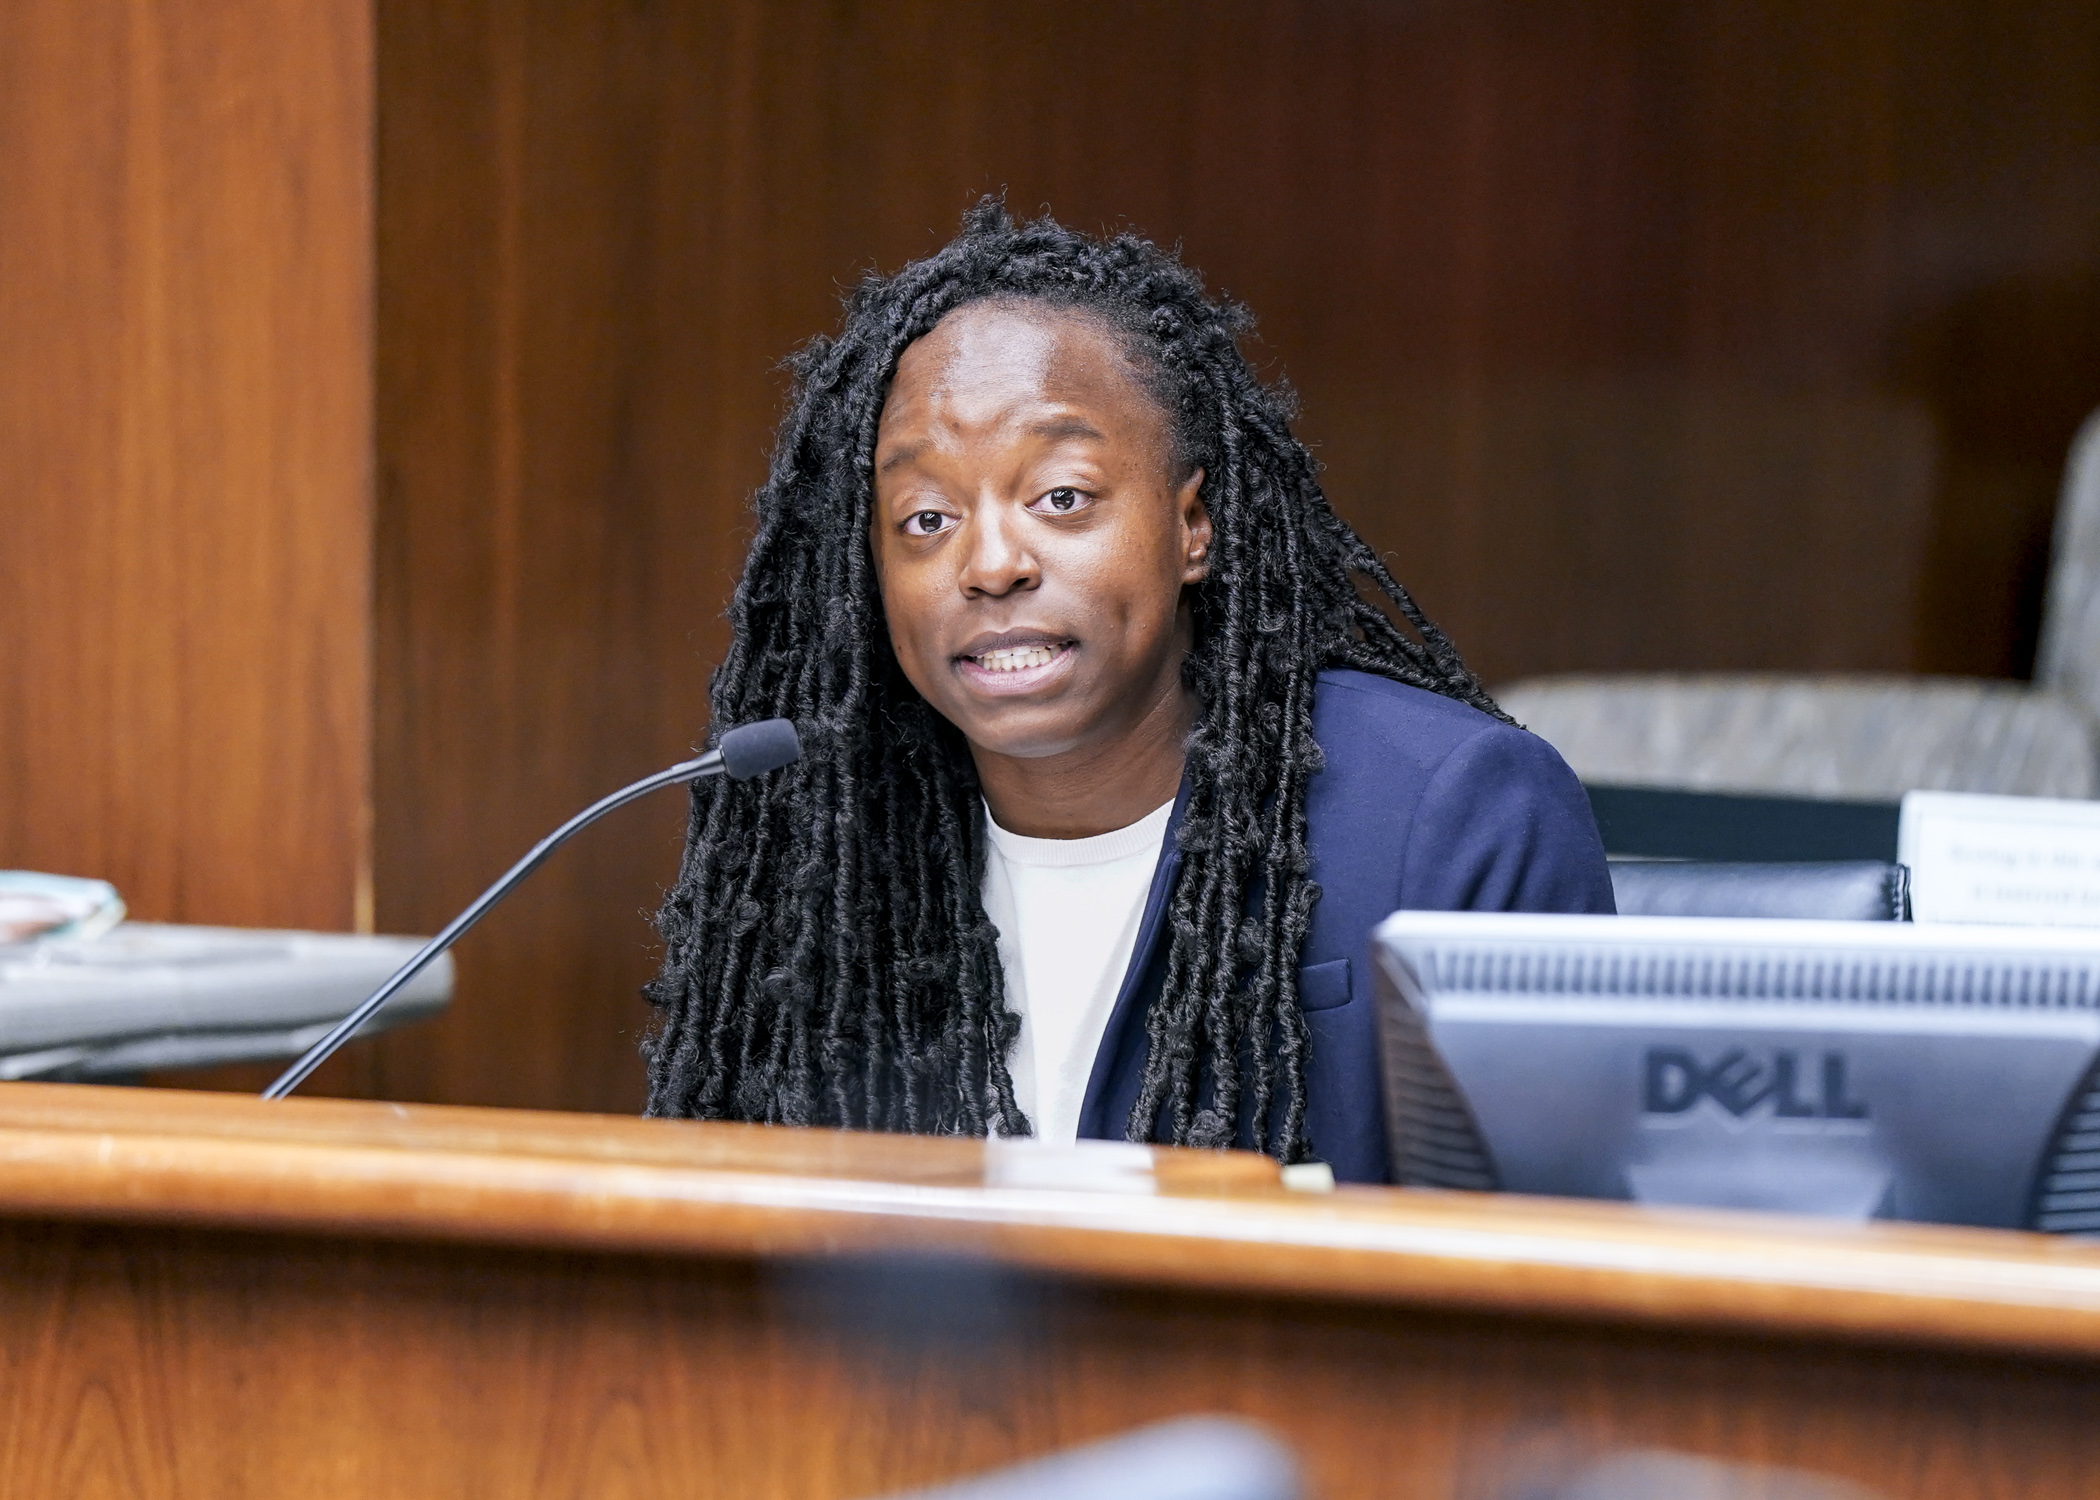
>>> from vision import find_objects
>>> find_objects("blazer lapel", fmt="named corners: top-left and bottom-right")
top-left (1075, 775), bottom-right (1191, 1139)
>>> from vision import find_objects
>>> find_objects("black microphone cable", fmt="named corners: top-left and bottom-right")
top-left (261, 717), bottom-right (801, 1100)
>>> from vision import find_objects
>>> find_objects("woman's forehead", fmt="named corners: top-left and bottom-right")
top-left (878, 301), bottom-right (1162, 447)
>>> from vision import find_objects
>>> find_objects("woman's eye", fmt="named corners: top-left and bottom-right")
top-left (1036, 487), bottom-right (1087, 514)
top-left (905, 510), bottom-right (951, 536)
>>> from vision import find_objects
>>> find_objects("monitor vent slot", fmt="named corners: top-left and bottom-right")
top-left (1381, 988), bottom-right (1497, 1191)
top-left (2033, 1057), bottom-right (2100, 1233)
top-left (1423, 945), bottom-right (2100, 1011)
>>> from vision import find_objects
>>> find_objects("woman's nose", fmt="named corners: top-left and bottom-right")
top-left (956, 508), bottom-right (1040, 597)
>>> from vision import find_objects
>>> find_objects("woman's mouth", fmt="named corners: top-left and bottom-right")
top-left (955, 639), bottom-right (1077, 693)
top-left (972, 643), bottom-right (1065, 672)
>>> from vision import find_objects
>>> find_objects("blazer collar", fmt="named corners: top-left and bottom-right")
top-left (1074, 773), bottom-right (1192, 1138)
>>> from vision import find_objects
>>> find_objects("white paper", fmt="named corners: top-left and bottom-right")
top-left (1898, 790), bottom-right (2100, 927)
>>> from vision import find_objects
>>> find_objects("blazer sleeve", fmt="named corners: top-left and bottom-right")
top-left (1396, 723), bottom-right (1616, 914)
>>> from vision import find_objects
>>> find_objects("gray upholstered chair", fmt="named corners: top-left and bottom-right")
top-left (1500, 409), bottom-right (2100, 800)
top-left (1608, 860), bottom-right (1909, 920)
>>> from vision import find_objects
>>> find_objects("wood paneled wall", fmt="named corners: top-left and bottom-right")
top-left (0, 0), bottom-right (374, 932)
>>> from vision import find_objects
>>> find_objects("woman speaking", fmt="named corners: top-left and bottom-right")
top-left (644, 202), bottom-right (1611, 1182)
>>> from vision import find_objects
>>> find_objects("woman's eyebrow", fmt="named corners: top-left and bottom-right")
top-left (875, 440), bottom-right (927, 476)
top-left (1025, 415), bottom-right (1107, 443)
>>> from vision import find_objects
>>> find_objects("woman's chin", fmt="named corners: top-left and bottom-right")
top-left (948, 703), bottom-right (1098, 764)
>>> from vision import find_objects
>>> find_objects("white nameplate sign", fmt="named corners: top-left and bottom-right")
top-left (1899, 790), bottom-right (2100, 927)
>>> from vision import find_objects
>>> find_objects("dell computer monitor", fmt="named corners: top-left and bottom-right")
top-left (1371, 912), bottom-right (2100, 1231)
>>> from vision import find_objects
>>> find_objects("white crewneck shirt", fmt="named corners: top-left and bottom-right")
top-left (980, 797), bottom-right (1175, 1146)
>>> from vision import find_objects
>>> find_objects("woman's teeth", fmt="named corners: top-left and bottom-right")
top-left (974, 644), bottom-right (1062, 672)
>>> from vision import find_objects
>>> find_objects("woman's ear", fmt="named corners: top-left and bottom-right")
top-left (1179, 468), bottom-right (1211, 583)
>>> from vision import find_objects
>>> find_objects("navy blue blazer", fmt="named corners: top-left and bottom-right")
top-left (1074, 668), bottom-right (1615, 1182)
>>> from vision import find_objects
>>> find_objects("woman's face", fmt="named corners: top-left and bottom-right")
top-left (870, 301), bottom-right (1210, 764)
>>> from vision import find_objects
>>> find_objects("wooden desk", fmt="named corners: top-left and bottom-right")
top-left (1, 1083), bottom-right (2095, 1498)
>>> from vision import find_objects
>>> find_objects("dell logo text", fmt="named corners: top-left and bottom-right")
top-left (1642, 1047), bottom-right (1869, 1120)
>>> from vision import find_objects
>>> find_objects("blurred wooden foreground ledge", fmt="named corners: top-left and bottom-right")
top-left (3, 1082), bottom-right (2099, 1498)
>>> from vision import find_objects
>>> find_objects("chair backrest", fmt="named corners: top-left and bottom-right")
top-left (1587, 785), bottom-right (1899, 862)
top-left (1608, 860), bottom-right (1910, 921)
top-left (2036, 407), bottom-right (2100, 724)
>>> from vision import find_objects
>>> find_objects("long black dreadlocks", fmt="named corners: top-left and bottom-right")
top-left (644, 201), bottom-right (1502, 1162)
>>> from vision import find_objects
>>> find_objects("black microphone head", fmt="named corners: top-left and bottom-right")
top-left (718, 718), bottom-right (802, 780)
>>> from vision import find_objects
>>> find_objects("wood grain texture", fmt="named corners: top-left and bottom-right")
top-left (0, 0), bottom-right (375, 933)
top-left (4, 1226), bottom-right (2098, 1500)
top-left (0, 1081), bottom-right (1281, 1197)
top-left (3, 1086), bottom-right (2100, 1497)
top-left (13, 1083), bottom-right (2100, 1361)
top-left (361, 0), bottom-right (2100, 1114)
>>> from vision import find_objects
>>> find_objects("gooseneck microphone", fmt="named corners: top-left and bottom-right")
top-left (261, 717), bottom-right (801, 1100)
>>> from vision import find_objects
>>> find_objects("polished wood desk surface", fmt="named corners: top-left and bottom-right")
top-left (5, 1080), bottom-right (2100, 1362)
